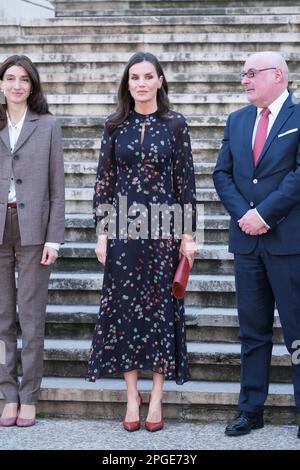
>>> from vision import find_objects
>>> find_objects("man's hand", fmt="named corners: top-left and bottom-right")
top-left (238, 209), bottom-right (269, 236)
top-left (40, 246), bottom-right (58, 265)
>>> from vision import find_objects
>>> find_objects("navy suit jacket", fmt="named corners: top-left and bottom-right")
top-left (213, 92), bottom-right (300, 255)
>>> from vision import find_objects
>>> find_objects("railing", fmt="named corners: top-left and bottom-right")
top-left (20, 0), bottom-right (55, 11)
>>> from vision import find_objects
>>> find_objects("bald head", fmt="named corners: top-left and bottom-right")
top-left (246, 51), bottom-right (288, 80)
top-left (242, 51), bottom-right (289, 107)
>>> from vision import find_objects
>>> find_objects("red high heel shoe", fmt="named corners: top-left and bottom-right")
top-left (122, 392), bottom-right (143, 432)
top-left (145, 394), bottom-right (164, 432)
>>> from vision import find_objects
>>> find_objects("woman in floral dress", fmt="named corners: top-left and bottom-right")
top-left (87, 52), bottom-right (197, 432)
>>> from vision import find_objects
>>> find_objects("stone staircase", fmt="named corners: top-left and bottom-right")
top-left (1, 0), bottom-right (300, 423)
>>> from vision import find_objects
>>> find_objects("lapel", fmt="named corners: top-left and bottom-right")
top-left (0, 121), bottom-right (11, 152)
top-left (254, 92), bottom-right (295, 169)
top-left (243, 105), bottom-right (257, 173)
top-left (0, 109), bottom-right (39, 154)
top-left (13, 109), bottom-right (39, 154)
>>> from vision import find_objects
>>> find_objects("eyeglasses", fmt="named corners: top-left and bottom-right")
top-left (239, 67), bottom-right (277, 80)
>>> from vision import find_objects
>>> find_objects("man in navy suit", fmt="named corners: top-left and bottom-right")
top-left (213, 51), bottom-right (300, 438)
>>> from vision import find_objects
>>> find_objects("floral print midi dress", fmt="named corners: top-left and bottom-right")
top-left (87, 110), bottom-right (196, 384)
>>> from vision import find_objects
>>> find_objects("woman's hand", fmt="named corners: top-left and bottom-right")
top-left (40, 246), bottom-right (58, 266)
top-left (95, 234), bottom-right (108, 265)
top-left (179, 234), bottom-right (197, 269)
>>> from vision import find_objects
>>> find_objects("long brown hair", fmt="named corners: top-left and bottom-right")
top-left (108, 52), bottom-right (170, 133)
top-left (0, 54), bottom-right (49, 130)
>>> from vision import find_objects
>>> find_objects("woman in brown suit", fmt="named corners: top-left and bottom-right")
top-left (0, 55), bottom-right (65, 427)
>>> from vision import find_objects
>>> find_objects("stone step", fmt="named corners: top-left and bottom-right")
top-left (64, 161), bottom-right (97, 188)
top-left (41, 72), bottom-right (243, 94)
top-left (1, 15), bottom-right (299, 35)
top-left (47, 272), bottom-right (236, 307)
top-left (64, 161), bottom-right (216, 188)
top-left (52, 0), bottom-right (300, 17)
top-left (43, 92), bottom-right (248, 116)
top-left (63, 148), bottom-right (219, 164)
top-left (59, 114), bottom-right (227, 136)
top-left (55, 242), bottom-right (233, 274)
top-left (64, 213), bottom-right (230, 245)
top-left (21, 377), bottom-right (298, 423)
top-left (55, 6), bottom-right (300, 18)
top-left (42, 304), bottom-right (283, 343)
top-left (15, 338), bottom-right (292, 382)
top-left (48, 272), bottom-right (235, 292)
top-left (64, 187), bottom-right (224, 214)
top-left (59, 114), bottom-right (226, 141)
top-left (2, 51), bottom-right (297, 70)
top-left (52, 0), bottom-right (216, 11)
top-left (29, 70), bottom-right (300, 94)
top-left (62, 137), bottom-right (221, 164)
top-left (3, 31), bottom-right (300, 54)
top-left (61, 134), bottom-right (220, 146)
top-left (51, 0), bottom-right (300, 9)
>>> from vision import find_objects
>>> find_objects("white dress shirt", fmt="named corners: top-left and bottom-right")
top-left (7, 110), bottom-right (60, 252)
top-left (252, 89), bottom-right (289, 228)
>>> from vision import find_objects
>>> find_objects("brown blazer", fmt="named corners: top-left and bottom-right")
top-left (0, 109), bottom-right (65, 245)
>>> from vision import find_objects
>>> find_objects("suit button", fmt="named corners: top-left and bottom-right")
top-left (18, 203), bottom-right (25, 209)
top-left (250, 201), bottom-right (254, 207)
top-left (16, 179), bottom-right (22, 184)
top-left (13, 154), bottom-right (20, 160)
top-left (253, 179), bottom-right (258, 184)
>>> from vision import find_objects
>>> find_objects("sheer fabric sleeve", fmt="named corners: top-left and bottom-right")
top-left (93, 120), bottom-right (117, 233)
top-left (171, 114), bottom-right (197, 236)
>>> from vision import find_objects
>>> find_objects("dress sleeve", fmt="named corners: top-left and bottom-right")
top-left (171, 115), bottom-right (197, 236)
top-left (93, 120), bottom-right (117, 233)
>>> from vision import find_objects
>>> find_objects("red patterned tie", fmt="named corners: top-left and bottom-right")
top-left (253, 107), bottom-right (270, 165)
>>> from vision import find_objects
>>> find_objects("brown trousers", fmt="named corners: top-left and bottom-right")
top-left (0, 208), bottom-right (51, 404)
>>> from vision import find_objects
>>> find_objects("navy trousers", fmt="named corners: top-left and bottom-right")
top-left (234, 238), bottom-right (300, 413)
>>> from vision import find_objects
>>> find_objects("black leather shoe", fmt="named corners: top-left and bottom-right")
top-left (297, 426), bottom-right (300, 439)
top-left (225, 411), bottom-right (264, 436)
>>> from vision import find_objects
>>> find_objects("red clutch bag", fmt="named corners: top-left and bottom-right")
top-left (172, 255), bottom-right (191, 299)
